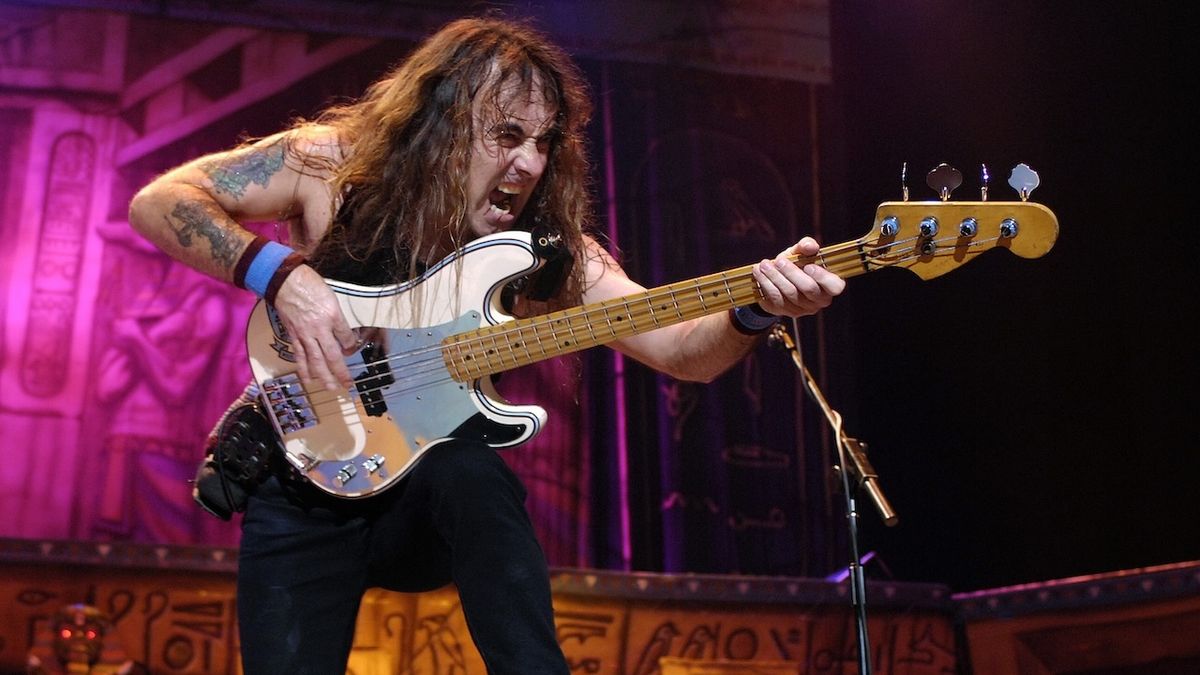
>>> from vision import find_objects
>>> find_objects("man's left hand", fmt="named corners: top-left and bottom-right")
top-left (751, 237), bottom-right (845, 318)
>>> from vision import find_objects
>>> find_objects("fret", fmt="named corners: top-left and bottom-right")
top-left (544, 315), bottom-right (563, 352)
top-left (511, 319), bottom-right (540, 365)
top-left (704, 279), bottom-right (723, 308)
top-left (722, 271), bottom-right (758, 308)
top-left (485, 330), bottom-right (509, 371)
top-left (694, 283), bottom-right (710, 313)
top-left (507, 325), bottom-right (529, 368)
top-left (528, 321), bottom-right (550, 359)
top-left (647, 288), bottom-right (681, 325)
top-left (620, 296), bottom-right (644, 333)
top-left (562, 313), bottom-right (582, 351)
top-left (576, 311), bottom-right (603, 350)
top-left (669, 288), bottom-right (685, 322)
top-left (643, 294), bottom-right (660, 328)
top-left (599, 302), bottom-right (620, 338)
top-left (619, 297), bottom-right (638, 333)
top-left (443, 340), bottom-right (466, 380)
top-left (455, 338), bottom-right (483, 380)
top-left (720, 276), bottom-right (736, 308)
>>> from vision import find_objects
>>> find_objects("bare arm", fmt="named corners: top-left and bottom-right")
top-left (127, 128), bottom-right (359, 391)
top-left (586, 237), bottom-right (845, 382)
top-left (128, 133), bottom-right (292, 280)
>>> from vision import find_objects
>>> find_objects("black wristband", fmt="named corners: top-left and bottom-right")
top-left (233, 235), bottom-right (270, 290)
top-left (730, 303), bottom-right (777, 335)
top-left (264, 253), bottom-right (307, 306)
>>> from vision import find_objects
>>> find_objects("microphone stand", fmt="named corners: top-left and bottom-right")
top-left (769, 322), bottom-right (899, 675)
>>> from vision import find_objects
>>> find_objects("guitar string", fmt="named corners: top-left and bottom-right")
top-left (344, 232), bottom-right (1003, 389)
top-left (268, 232), bottom-right (1005, 416)
top-left (265, 234), bottom-right (901, 411)
top-left (340, 232), bottom-right (915, 384)
top-left (264, 233), bottom-right (1006, 415)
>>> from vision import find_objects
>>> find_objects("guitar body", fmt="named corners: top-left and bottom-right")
top-left (245, 232), bottom-right (547, 498)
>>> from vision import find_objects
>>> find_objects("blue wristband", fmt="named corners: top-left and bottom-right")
top-left (243, 241), bottom-right (295, 298)
top-left (731, 303), bottom-right (777, 335)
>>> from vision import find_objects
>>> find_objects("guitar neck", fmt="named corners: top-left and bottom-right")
top-left (442, 237), bottom-right (870, 381)
top-left (441, 198), bottom-right (1059, 381)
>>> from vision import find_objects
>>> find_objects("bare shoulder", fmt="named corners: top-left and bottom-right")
top-left (281, 124), bottom-right (347, 169)
top-left (143, 124), bottom-right (344, 225)
top-left (582, 233), bottom-right (627, 277)
top-left (196, 125), bottom-right (343, 187)
top-left (581, 233), bottom-right (641, 303)
top-left (283, 124), bottom-right (359, 248)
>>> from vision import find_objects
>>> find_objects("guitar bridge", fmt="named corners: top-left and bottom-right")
top-left (262, 374), bottom-right (318, 433)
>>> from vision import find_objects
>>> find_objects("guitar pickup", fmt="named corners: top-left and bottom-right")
top-left (354, 340), bottom-right (395, 417)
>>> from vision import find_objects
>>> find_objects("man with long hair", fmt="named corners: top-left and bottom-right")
top-left (128, 15), bottom-right (844, 674)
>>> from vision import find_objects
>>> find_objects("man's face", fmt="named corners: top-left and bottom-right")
top-left (465, 78), bottom-right (556, 238)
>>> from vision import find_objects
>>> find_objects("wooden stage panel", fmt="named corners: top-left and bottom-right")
top-left (955, 560), bottom-right (1200, 675)
top-left (9, 539), bottom-right (1200, 674)
top-left (545, 575), bottom-right (958, 673)
top-left (2, 561), bottom-right (239, 673)
top-left (0, 539), bottom-right (957, 674)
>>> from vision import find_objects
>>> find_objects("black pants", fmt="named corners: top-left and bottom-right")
top-left (236, 440), bottom-right (568, 674)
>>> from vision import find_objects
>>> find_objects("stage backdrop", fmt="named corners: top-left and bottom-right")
top-left (0, 2), bottom-right (834, 575)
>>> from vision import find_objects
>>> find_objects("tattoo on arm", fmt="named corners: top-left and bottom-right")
top-left (165, 199), bottom-right (244, 270)
top-left (199, 141), bottom-right (286, 199)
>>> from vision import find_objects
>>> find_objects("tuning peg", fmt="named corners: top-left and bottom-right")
top-left (926, 163), bottom-right (963, 201)
top-left (1008, 163), bottom-right (1040, 201)
top-left (901, 162), bottom-right (910, 202)
top-left (980, 164), bottom-right (990, 201)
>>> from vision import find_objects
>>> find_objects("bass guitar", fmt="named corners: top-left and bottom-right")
top-left (247, 198), bottom-right (1058, 498)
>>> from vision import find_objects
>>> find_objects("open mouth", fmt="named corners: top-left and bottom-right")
top-left (488, 185), bottom-right (519, 217)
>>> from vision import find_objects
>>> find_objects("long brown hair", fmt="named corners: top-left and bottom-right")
top-left (302, 16), bottom-right (594, 309)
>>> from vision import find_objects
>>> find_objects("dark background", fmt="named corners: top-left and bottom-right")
top-left (823, 1), bottom-right (1193, 592)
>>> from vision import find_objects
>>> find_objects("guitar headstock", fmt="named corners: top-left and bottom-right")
top-left (847, 162), bottom-right (1059, 280)
top-left (861, 200), bottom-right (1059, 280)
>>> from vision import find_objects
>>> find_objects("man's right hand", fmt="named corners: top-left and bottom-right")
top-left (270, 265), bottom-right (360, 392)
